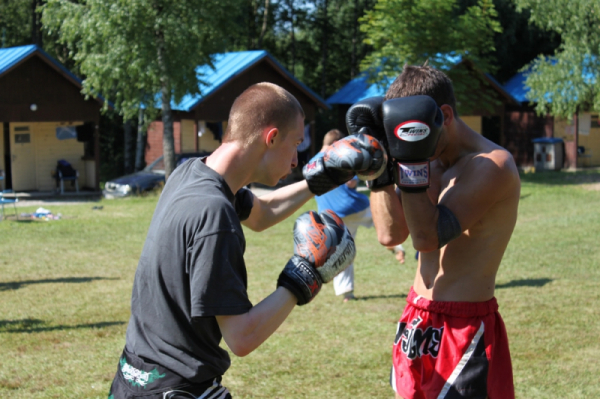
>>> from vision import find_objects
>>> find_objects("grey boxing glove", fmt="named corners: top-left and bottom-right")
top-left (382, 96), bottom-right (444, 192)
top-left (346, 97), bottom-right (395, 191)
top-left (303, 134), bottom-right (387, 195)
top-left (277, 210), bottom-right (356, 305)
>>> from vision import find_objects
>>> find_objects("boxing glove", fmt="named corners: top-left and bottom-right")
top-left (277, 210), bottom-right (356, 305)
top-left (303, 133), bottom-right (387, 195)
top-left (382, 96), bottom-right (444, 192)
top-left (346, 97), bottom-right (395, 191)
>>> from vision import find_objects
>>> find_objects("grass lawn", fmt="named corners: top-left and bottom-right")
top-left (1, 169), bottom-right (599, 398)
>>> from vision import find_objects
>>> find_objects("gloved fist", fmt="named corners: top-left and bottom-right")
top-left (346, 96), bottom-right (385, 137)
top-left (346, 97), bottom-right (395, 191)
top-left (303, 133), bottom-right (387, 195)
top-left (277, 210), bottom-right (356, 305)
top-left (382, 95), bottom-right (444, 192)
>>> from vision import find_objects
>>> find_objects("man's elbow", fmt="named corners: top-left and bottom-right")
top-left (242, 219), bottom-right (267, 233)
top-left (411, 233), bottom-right (439, 253)
top-left (377, 231), bottom-right (407, 248)
top-left (227, 340), bottom-right (254, 358)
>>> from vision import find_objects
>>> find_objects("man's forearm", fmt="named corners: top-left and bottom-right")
top-left (400, 191), bottom-right (439, 252)
top-left (217, 287), bottom-right (297, 357)
top-left (370, 185), bottom-right (409, 246)
top-left (243, 181), bottom-right (314, 231)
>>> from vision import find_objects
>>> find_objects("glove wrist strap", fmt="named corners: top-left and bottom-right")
top-left (277, 255), bottom-right (322, 306)
top-left (366, 160), bottom-right (395, 192)
top-left (396, 160), bottom-right (430, 193)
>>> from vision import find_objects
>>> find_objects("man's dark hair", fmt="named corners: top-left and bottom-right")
top-left (385, 65), bottom-right (457, 116)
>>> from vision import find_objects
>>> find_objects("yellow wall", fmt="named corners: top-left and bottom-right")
top-left (554, 117), bottom-right (575, 143)
top-left (554, 114), bottom-right (600, 167)
top-left (10, 122), bottom-right (87, 192)
top-left (577, 113), bottom-right (600, 167)
top-left (181, 119), bottom-right (196, 152)
top-left (461, 116), bottom-right (482, 134)
top-left (197, 121), bottom-right (222, 152)
top-left (0, 125), bottom-right (4, 188)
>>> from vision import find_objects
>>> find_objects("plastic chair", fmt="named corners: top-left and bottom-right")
top-left (0, 190), bottom-right (18, 221)
top-left (56, 160), bottom-right (79, 194)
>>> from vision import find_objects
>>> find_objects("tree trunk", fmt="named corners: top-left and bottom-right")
top-left (257, 0), bottom-right (270, 48)
top-left (320, 0), bottom-right (328, 99)
top-left (124, 119), bottom-right (133, 174)
top-left (288, 0), bottom-right (295, 75)
top-left (248, 0), bottom-right (257, 48)
top-left (156, 31), bottom-right (175, 180)
top-left (135, 108), bottom-right (145, 172)
top-left (31, 0), bottom-right (43, 47)
top-left (351, 0), bottom-right (358, 79)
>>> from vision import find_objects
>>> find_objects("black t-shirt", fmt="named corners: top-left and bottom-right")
top-left (125, 158), bottom-right (253, 383)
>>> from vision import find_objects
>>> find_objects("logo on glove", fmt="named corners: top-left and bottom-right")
top-left (394, 120), bottom-right (430, 142)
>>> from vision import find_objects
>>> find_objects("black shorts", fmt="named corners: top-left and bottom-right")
top-left (108, 350), bottom-right (232, 399)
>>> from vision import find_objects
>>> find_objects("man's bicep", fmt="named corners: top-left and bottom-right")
top-left (241, 195), bottom-right (263, 231)
top-left (439, 160), bottom-right (515, 232)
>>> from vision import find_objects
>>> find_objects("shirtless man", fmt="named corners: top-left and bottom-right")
top-left (346, 65), bottom-right (520, 398)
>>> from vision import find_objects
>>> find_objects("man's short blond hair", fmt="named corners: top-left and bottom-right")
top-left (223, 82), bottom-right (305, 147)
top-left (322, 129), bottom-right (344, 147)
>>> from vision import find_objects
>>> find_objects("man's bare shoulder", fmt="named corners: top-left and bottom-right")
top-left (462, 147), bottom-right (520, 196)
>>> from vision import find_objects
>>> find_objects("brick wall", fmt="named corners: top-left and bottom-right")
top-left (145, 121), bottom-right (182, 165)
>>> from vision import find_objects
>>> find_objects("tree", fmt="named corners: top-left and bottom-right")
top-left (515, 0), bottom-right (600, 119)
top-left (358, 0), bottom-right (502, 114)
top-left (490, 0), bottom-right (560, 84)
top-left (0, 0), bottom-right (34, 48)
top-left (42, 0), bottom-right (240, 179)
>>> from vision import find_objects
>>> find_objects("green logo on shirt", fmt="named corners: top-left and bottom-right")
top-left (120, 357), bottom-right (166, 388)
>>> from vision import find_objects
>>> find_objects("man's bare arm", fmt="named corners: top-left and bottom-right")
top-left (216, 288), bottom-right (297, 357)
top-left (370, 185), bottom-right (410, 247)
top-left (402, 152), bottom-right (520, 252)
top-left (242, 180), bottom-right (314, 232)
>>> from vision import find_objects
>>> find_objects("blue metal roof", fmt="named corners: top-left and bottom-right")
top-left (326, 73), bottom-right (389, 105)
top-left (503, 71), bottom-right (529, 103)
top-left (170, 50), bottom-right (327, 111)
top-left (328, 65), bottom-right (519, 106)
top-left (0, 44), bottom-right (82, 85)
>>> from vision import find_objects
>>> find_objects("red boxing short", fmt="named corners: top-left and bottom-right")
top-left (391, 287), bottom-right (514, 399)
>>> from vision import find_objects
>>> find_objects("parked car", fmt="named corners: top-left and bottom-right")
top-left (103, 152), bottom-right (210, 198)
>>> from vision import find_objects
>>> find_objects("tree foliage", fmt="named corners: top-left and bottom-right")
top-left (491, 0), bottom-right (560, 83)
top-left (516, 0), bottom-right (600, 118)
top-left (358, 0), bottom-right (502, 114)
top-left (0, 0), bottom-right (31, 48)
top-left (42, 0), bottom-right (240, 178)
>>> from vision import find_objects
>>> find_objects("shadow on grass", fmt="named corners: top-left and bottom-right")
top-left (356, 293), bottom-right (407, 301)
top-left (0, 318), bottom-right (125, 333)
top-left (0, 276), bottom-right (119, 291)
top-left (496, 278), bottom-right (553, 289)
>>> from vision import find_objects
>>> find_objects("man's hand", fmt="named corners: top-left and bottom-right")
top-left (277, 210), bottom-right (356, 305)
top-left (346, 97), bottom-right (396, 191)
top-left (382, 95), bottom-right (444, 192)
top-left (302, 134), bottom-right (387, 195)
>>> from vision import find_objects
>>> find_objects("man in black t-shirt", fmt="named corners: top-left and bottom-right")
top-left (108, 82), bottom-right (386, 399)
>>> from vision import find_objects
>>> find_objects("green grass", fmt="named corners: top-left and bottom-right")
top-left (1, 170), bottom-right (599, 398)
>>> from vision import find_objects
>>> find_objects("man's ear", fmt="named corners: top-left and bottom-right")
top-left (265, 127), bottom-right (279, 147)
top-left (440, 104), bottom-right (454, 127)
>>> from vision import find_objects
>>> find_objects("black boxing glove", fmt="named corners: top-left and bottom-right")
top-left (382, 96), bottom-right (444, 192)
top-left (277, 210), bottom-right (356, 305)
top-left (346, 96), bottom-right (395, 191)
top-left (303, 133), bottom-right (387, 195)
top-left (346, 96), bottom-right (385, 136)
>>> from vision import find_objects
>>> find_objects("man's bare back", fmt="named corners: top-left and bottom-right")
top-left (414, 127), bottom-right (520, 302)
